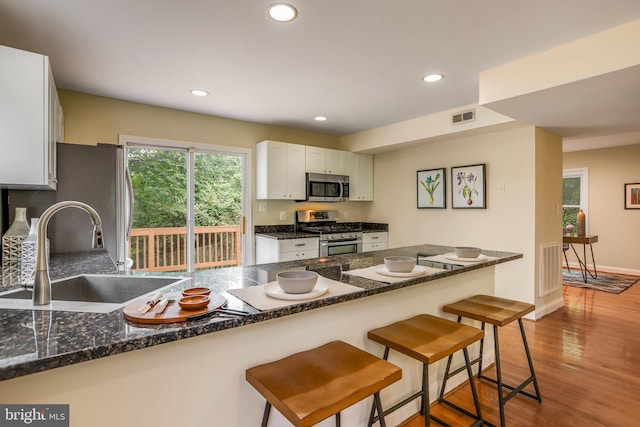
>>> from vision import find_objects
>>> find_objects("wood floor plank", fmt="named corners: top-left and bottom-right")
top-left (400, 276), bottom-right (640, 427)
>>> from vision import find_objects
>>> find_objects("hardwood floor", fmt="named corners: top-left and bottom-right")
top-left (400, 276), bottom-right (640, 427)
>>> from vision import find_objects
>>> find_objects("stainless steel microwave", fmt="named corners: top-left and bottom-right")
top-left (306, 173), bottom-right (349, 202)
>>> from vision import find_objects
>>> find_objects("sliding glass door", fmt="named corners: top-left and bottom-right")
top-left (193, 151), bottom-right (244, 270)
top-left (121, 137), bottom-right (248, 274)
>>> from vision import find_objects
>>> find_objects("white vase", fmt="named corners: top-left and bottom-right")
top-left (4, 207), bottom-right (30, 238)
top-left (2, 208), bottom-right (31, 287)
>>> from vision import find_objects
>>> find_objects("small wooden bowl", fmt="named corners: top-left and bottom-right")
top-left (182, 287), bottom-right (211, 297)
top-left (178, 295), bottom-right (210, 310)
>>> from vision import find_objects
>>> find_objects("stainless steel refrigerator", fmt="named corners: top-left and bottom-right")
top-left (3, 143), bottom-right (127, 269)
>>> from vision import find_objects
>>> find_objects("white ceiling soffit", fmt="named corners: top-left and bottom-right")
top-left (340, 104), bottom-right (521, 154)
top-left (1, 1), bottom-right (640, 141)
top-left (563, 130), bottom-right (640, 152)
top-left (479, 20), bottom-right (640, 142)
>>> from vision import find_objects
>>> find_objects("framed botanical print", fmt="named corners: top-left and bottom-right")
top-left (451, 164), bottom-right (486, 209)
top-left (417, 168), bottom-right (446, 208)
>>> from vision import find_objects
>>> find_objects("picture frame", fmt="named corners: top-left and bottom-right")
top-left (417, 168), bottom-right (446, 209)
top-left (624, 183), bottom-right (640, 209)
top-left (451, 164), bottom-right (486, 209)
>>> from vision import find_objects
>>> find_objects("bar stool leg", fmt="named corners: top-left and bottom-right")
top-left (477, 321), bottom-right (486, 378)
top-left (261, 402), bottom-right (271, 427)
top-left (367, 393), bottom-right (388, 427)
top-left (492, 325), bottom-right (506, 427)
top-left (367, 352), bottom-right (432, 427)
top-left (335, 412), bottom-right (340, 427)
top-left (438, 351), bottom-right (454, 402)
top-left (463, 347), bottom-right (483, 423)
top-left (437, 347), bottom-right (484, 425)
top-left (518, 319), bottom-right (542, 402)
top-left (368, 347), bottom-right (392, 426)
top-left (373, 392), bottom-right (387, 427)
top-left (423, 363), bottom-right (430, 427)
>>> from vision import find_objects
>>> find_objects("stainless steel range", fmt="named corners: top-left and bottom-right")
top-left (295, 210), bottom-right (362, 257)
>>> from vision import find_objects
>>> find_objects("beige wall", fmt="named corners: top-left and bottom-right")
top-left (59, 90), bottom-right (340, 149)
top-left (534, 128), bottom-right (564, 309)
top-left (366, 127), bottom-right (535, 302)
top-left (58, 90), bottom-right (368, 226)
top-left (563, 143), bottom-right (640, 274)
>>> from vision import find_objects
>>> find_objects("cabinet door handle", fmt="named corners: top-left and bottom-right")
top-left (295, 243), bottom-right (306, 247)
top-left (371, 236), bottom-right (379, 240)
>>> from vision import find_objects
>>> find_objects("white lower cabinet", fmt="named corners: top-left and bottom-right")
top-left (362, 232), bottom-right (388, 252)
top-left (255, 236), bottom-right (319, 264)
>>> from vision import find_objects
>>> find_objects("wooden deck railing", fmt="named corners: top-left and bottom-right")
top-left (129, 226), bottom-right (242, 272)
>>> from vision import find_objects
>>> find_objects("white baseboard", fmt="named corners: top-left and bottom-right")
top-left (532, 296), bottom-right (564, 320)
top-left (564, 262), bottom-right (640, 277)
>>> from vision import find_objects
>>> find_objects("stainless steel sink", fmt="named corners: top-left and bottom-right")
top-left (0, 274), bottom-right (190, 313)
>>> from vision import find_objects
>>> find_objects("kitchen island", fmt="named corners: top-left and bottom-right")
top-left (0, 244), bottom-right (521, 427)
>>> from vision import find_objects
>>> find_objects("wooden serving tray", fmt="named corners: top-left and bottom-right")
top-left (123, 293), bottom-right (226, 324)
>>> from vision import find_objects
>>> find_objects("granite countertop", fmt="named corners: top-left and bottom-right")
top-left (1, 250), bottom-right (117, 290)
top-left (255, 222), bottom-right (388, 239)
top-left (255, 231), bottom-right (319, 240)
top-left (0, 244), bottom-right (521, 381)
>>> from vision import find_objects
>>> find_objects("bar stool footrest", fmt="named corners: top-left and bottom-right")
top-left (369, 390), bottom-right (424, 424)
top-left (478, 373), bottom-right (541, 403)
top-left (429, 413), bottom-right (456, 427)
top-left (439, 398), bottom-right (484, 423)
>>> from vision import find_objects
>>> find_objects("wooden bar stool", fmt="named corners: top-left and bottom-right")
top-left (245, 340), bottom-right (402, 427)
top-left (442, 295), bottom-right (542, 427)
top-left (367, 314), bottom-right (485, 427)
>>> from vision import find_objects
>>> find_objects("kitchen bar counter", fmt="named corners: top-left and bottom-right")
top-left (0, 245), bottom-right (518, 381)
top-left (0, 244), bottom-right (521, 427)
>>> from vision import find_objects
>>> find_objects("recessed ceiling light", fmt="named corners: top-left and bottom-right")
top-left (422, 73), bottom-right (444, 83)
top-left (190, 89), bottom-right (209, 97)
top-left (314, 116), bottom-right (327, 121)
top-left (268, 3), bottom-right (298, 22)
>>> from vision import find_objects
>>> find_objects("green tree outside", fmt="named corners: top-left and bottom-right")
top-left (128, 148), bottom-right (242, 228)
top-left (562, 176), bottom-right (580, 230)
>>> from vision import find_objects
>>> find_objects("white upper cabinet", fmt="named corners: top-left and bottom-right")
top-left (256, 140), bottom-right (306, 200)
top-left (305, 146), bottom-right (345, 175)
top-left (345, 152), bottom-right (374, 201)
top-left (0, 45), bottom-right (62, 190)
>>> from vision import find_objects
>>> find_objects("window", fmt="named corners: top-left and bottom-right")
top-left (562, 168), bottom-right (588, 232)
top-left (119, 135), bottom-right (252, 273)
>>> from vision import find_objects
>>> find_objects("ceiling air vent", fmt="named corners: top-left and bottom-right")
top-left (451, 109), bottom-right (475, 125)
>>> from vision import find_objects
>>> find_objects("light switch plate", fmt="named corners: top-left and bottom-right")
top-left (279, 211), bottom-right (286, 220)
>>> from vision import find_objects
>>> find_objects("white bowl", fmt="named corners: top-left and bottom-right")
top-left (276, 270), bottom-right (318, 294)
top-left (454, 247), bottom-right (481, 258)
top-left (384, 256), bottom-right (416, 273)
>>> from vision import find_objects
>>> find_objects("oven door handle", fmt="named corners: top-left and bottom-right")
top-left (321, 239), bottom-right (362, 247)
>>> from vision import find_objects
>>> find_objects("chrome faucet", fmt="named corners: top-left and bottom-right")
top-left (33, 201), bottom-right (104, 305)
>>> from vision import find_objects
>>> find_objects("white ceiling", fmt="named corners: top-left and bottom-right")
top-left (1, 0), bottom-right (639, 141)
